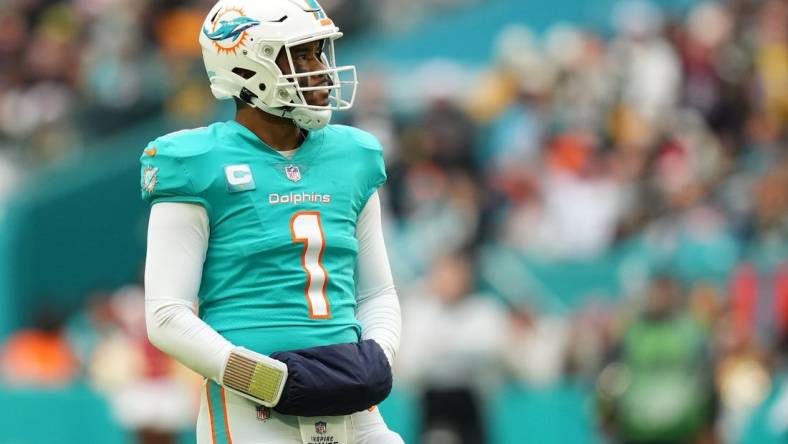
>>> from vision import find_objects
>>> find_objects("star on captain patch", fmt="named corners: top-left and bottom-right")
top-left (284, 164), bottom-right (301, 182)
top-left (143, 165), bottom-right (159, 193)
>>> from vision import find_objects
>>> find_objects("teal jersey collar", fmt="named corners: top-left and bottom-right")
top-left (225, 120), bottom-right (323, 163)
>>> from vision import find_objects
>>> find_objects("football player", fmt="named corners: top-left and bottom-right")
top-left (141, 1), bottom-right (403, 443)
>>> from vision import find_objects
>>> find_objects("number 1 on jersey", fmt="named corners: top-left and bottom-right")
top-left (291, 212), bottom-right (331, 319)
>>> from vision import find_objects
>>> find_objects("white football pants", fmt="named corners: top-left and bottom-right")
top-left (196, 380), bottom-right (405, 444)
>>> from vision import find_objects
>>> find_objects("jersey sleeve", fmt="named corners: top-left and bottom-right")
top-left (140, 139), bottom-right (212, 214)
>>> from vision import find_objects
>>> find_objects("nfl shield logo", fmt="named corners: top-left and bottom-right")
top-left (285, 164), bottom-right (301, 182)
top-left (314, 421), bottom-right (327, 435)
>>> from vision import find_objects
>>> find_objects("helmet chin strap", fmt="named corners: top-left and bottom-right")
top-left (290, 108), bottom-right (332, 131)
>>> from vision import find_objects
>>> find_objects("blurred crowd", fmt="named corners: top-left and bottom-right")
top-left (382, 0), bottom-right (787, 443)
top-left (1, 0), bottom-right (787, 443)
top-left (0, 284), bottom-right (198, 444)
top-left (0, 0), bottom-right (479, 205)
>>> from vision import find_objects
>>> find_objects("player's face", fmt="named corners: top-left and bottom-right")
top-left (277, 40), bottom-right (331, 107)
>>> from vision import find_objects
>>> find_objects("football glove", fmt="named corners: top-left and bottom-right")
top-left (221, 347), bottom-right (288, 407)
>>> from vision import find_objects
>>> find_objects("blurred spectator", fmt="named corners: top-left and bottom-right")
top-left (713, 289), bottom-right (772, 443)
top-left (86, 285), bottom-right (199, 444)
top-left (0, 307), bottom-right (78, 387)
top-left (597, 275), bottom-right (718, 444)
top-left (501, 305), bottom-right (569, 387)
top-left (399, 252), bottom-right (508, 444)
top-left (389, 168), bottom-right (481, 280)
top-left (609, 0), bottom-right (681, 133)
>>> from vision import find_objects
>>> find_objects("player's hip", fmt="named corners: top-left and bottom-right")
top-left (197, 380), bottom-right (403, 444)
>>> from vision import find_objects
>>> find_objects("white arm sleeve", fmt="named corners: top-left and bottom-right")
top-left (355, 192), bottom-right (402, 366)
top-left (144, 202), bottom-right (235, 382)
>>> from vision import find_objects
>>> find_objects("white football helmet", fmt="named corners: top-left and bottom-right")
top-left (199, 0), bottom-right (357, 130)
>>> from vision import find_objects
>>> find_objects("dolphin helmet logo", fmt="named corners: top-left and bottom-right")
top-left (204, 16), bottom-right (260, 42)
top-left (203, 7), bottom-right (260, 54)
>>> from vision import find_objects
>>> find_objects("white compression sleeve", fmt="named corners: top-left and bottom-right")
top-left (144, 202), bottom-right (234, 382)
top-left (355, 192), bottom-right (402, 366)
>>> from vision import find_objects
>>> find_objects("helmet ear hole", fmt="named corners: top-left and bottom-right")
top-left (259, 83), bottom-right (267, 91)
top-left (232, 68), bottom-right (256, 80)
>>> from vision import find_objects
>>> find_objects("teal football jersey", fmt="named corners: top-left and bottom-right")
top-left (140, 120), bottom-right (386, 355)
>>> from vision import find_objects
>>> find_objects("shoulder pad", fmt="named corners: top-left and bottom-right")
top-left (325, 125), bottom-right (383, 152)
top-left (139, 125), bottom-right (220, 206)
